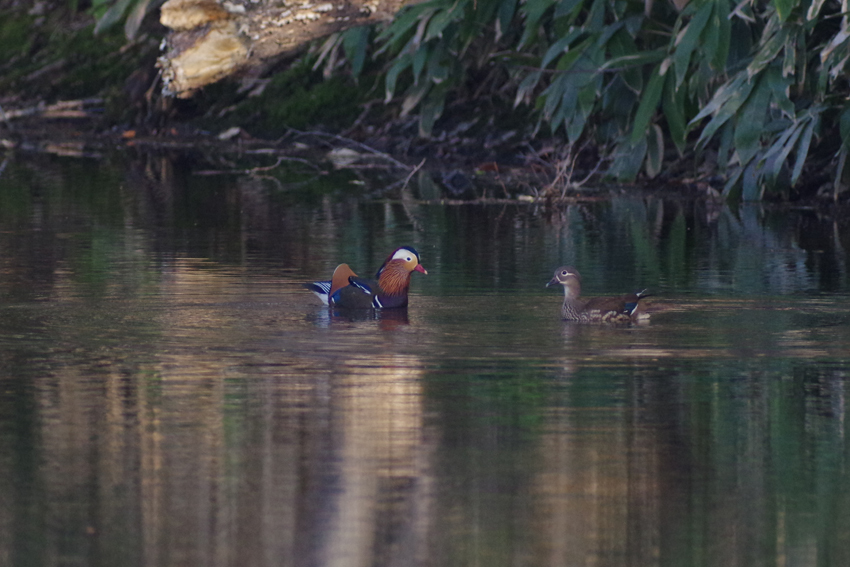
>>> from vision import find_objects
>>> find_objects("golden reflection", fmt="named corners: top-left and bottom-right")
top-left (531, 407), bottom-right (665, 566)
top-left (321, 354), bottom-right (429, 567)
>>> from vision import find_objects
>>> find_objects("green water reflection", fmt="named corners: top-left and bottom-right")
top-left (0, 154), bottom-right (849, 566)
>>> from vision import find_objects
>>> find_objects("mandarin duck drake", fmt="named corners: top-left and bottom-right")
top-left (306, 246), bottom-right (427, 309)
top-left (547, 266), bottom-right (649, 324)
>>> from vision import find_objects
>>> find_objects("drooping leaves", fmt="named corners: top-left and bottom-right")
top-left (347, 0), bottom-right (850, 197)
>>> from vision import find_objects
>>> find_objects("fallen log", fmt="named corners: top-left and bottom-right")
top-left (157, 0), bottom-right (409, 98)
top-left (0, 98), bottom-right (104, 121)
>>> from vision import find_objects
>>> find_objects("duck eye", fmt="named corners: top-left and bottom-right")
top-left (561, 271), bottom-right (568, 276)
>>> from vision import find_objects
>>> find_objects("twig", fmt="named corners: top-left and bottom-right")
top-left (0, 104), bottom-right (10, 130)
top-left (340, 99), bottom-right (382, 138)
top-left (252, 174), bottom-right (284, 192)
top-left (288, 128), bottom-right (411, 170)
top-left (400, 158), bottom-right (426, 191)
top-left (194, 155), bottom-right (324, 176)
top-left (375, 158), bottom-right (426, 196)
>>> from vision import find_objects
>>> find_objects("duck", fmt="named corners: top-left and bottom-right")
top-left (306, 246), bottom-right (428, 309)
top-left (547, 266), bottom-right (649, 323)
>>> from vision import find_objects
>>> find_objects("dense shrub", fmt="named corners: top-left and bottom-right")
top-left (340, 0), bottom-right (850, 199)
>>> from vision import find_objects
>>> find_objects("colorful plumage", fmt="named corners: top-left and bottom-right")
top-left (306, 246), bottom-right (428, 309)
top-left (547, 266), bottom-right (649, 323)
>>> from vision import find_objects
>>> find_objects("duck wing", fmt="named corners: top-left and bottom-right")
top-left (330, 276), bottom-right (380, 309)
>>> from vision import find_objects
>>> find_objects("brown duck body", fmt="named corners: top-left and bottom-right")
top-left (547, 266), bottom-right (649, 323)
top-left (305, 246), bottom-right (427, 309)
top-left (330, 262), bottom-right (417, 309)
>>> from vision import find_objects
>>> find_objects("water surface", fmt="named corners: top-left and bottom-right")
top-left (1, 154), bottom-right (849, 566)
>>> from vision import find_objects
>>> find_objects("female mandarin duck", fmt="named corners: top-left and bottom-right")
top-left (306, 246), bottom-right (427, 309)
top-left (547, 266), bottom-right (649, 323)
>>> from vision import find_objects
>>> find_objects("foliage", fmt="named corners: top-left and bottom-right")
top-left (91, 0), bottom-right (164, 40)
top-left (0, 7), bottom-right (153, 102)
top-left (323, 0), bottom-right (850, 199)
top-left (220, 58), bottom-right (374, 135)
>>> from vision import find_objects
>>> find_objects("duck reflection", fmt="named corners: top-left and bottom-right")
top-left (309, 307), bottom-right (411, 330)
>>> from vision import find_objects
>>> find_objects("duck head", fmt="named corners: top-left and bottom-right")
top-left (376, 246), bottom-right (428, 296)
top-left (547, 266), bottom-right (582, 299)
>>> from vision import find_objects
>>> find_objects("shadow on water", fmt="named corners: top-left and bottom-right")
top-left (1, 153), bottom-right (850, 566)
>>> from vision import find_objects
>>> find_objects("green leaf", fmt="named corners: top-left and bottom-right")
top-left (554, 0), bottom-right (583, 20)
top-left (314, 33), bottom-right (343, 76)
top-left (709, 0), bottom-right (730, 70)
top-left (515, 71), bottom-right (543, 108)
top-left (93, 0), bottom-right (134, 35)
top-left (586, 0), bottom-right (606, 31)
top-left (692, 74), bottom-right (755, 147)
top-left (747, 25), bottom-right (786, 79)
top-left (609, 137), bottom-right (647, 181)
top-left (765, 65), bottom-right (794, 117)
top-left (402, 82), bottom-right (431, 116)
top-left (630, 65), bottom-right (664, 144)
top-left (717, 120), bottom-right (735, 172)
top-left (419, 88), bottom-right (446, 136)
top-left (342, 26), bottom-right (370, 78)
top-left (721, 165), bottom-right (743, 199)
top-left (822, 25), bottom-right (850, 89)
top-left (662, 72), bottom-right (687, 154)
top-left (601, 48), bottom-right (667, 74)
top-left (840, 104), bottom-right (850, 147)
top-left (774, 0), bottom-right (794, 23)
top-left (691, 75), bottom-right (741, 124)
top-left (782, 30), bottom-right (797, 78)
top-left (411, 9), bottom-right (433, 49)
top-left (741, 160), bottom-right (762, 201)
top-left (673, 1), bottom-right (713, 88)
top-left (645, 124), bottom-right (665, 178)
top-left (734, 74), bottom-right (771, 166)
top-left (426, 6), bottom-right (459, 41)
top-left (427, 44), bottom-right (450, 82)
top-left (124, 0), bottom-right (154, 40)
top-left (727, 19), bottom-right (754, 71)
top-left (542, 74), bottom-right (570, 122)
top-left (541, 29), bottom-right (582, 68)
top-left (547, 46), bottom-right (599, 133)
top-left (607, 29), bottom-right (643, 92)
top-left (790, 113), bottom-right (818, 185)
top-left (596, 20), bottom-right (624, 48)
top-left (385, 53), bottom-right (412, 102)
top-left (764, 120), bottom-right (804, 183)
top-left (566, 79), bottom-right (598, 142)
top-left (807, 0), bottom-right (828, 20)
top-left (497, 0), bottom-right (517, 39)
top-left (412, 44), bottom-right (429, 83)
top-left (554, 36), bottom-right (592, 72)
top-left (519, 0), bottom-right (558, 48)
top-left (376, 4), bottom-right (434, 51)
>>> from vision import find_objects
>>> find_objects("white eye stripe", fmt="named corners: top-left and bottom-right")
top-left (391, 249), bottom-right (417, 263)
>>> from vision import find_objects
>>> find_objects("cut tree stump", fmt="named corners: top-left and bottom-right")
top-left (157, 0), bottom-right (410, 97)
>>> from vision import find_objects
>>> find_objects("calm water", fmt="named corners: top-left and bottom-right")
top-left (1, 153), bottom-right (850, 566)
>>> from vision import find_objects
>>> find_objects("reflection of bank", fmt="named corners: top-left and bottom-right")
top-left (531, 404), bottom-right (664, 566)
top-left (317, 353), bottom-right (431, 567)
top-left (129, 348), bottom-right (434, 567)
